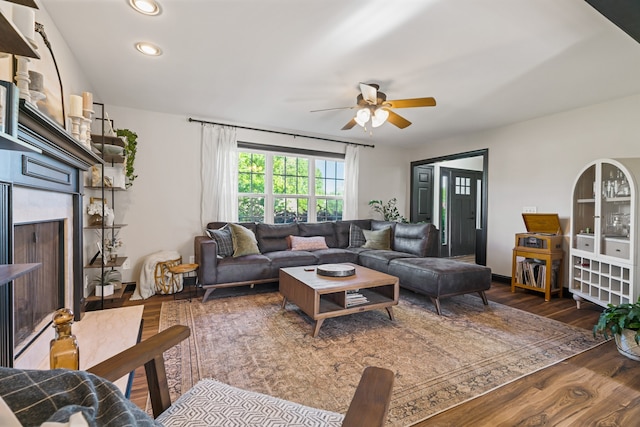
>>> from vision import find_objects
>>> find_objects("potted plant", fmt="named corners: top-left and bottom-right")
top-left (593, 299), bottom-right (640, 361)
top-left (116, 128), bottom-right (138, 188)
top-left (368, 198), bottom-right (408, 223)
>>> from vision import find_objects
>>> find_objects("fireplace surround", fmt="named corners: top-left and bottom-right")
top-left (0, 100), bottom-right (101, 367)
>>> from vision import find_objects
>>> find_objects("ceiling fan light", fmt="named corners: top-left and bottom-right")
top-left (372, 108), bottom-right (389, 128)
top-left (355, 108), bottom-right (371, 127)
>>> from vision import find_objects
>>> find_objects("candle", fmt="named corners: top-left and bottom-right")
top-left (82, 92), bottom-right (93, 111)
top-left (69, 95), bottom-right (82, 117)
top-left (12, 6), bottom-right (35, 44)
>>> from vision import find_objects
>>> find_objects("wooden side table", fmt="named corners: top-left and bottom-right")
top-left (168, 263), bottom-right (199, 302)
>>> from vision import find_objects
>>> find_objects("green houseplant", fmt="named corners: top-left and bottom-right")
top-left (116, 128), bottom-right (138, 188)
top-left (368, 198), bottom-right (408, 223)
top-left (594, 300), bottom-right (640, 361)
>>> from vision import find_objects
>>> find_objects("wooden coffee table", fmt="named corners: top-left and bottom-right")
top-left (279, 263), bottom-right (399, 337)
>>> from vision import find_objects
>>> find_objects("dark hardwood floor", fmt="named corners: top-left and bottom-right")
top-left (111, 281), bottom-right (640, 426)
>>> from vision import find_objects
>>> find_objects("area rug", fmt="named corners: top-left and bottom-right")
top-left (159, 290), bottom-right (604, 426)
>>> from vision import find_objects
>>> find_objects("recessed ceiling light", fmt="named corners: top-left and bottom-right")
top-left (129, 0), bottom-right (161, 16)
top-left (135, 42), bottom-right (162, 56)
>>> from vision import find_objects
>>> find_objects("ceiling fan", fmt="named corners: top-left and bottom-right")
top-left (311, 83), bottom-right (436, 131)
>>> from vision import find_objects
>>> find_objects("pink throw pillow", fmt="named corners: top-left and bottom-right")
top-left (289, 235), bottom-right (328, 251)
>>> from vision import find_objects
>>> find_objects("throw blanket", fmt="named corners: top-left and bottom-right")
top-left (0, 367), bottom-right (158, 426)
top-left (130, 250), bottom-right (182, 300)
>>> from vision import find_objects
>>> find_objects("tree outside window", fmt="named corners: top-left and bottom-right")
top-left (238, 150), bottom-right (344, 223)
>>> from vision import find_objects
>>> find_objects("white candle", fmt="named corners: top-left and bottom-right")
top-left (12, 6), bottom-right (35, 44)
top-left (82, 92), bottom-right (93, 111)
top-left (69, 95), bottom-right (83, 117)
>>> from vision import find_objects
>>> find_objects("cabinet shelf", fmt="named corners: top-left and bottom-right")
top-left (85, 186), bottom-right (126, 191)
top-left (85, 256), bottom-right (127, 269)
top-left (84, 285), bottom-right (126, 303)
top-left (84, 224), bottom-right (127, 230)
top-left (570, 158), bottom-right (639, 309)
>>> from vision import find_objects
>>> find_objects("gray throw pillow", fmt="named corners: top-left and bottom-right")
top-left (362, 227), bottom-right (391, 250)
top-left (228, 223), bottom-right (261, 257)
top-left (349, 224), bottom-right (366, 248)
top-left (206, 226), bottom-right (234, 258)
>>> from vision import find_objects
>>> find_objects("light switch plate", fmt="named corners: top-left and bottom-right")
top-left (523, 206), bottom-right (537, 213)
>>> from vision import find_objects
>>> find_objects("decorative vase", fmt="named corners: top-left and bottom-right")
top-left (614, 329), bottom-right (640, 361)
top-left (89, 214), bottom-right (102, 226)
top-left (50, 308), bottom-right (79, 370)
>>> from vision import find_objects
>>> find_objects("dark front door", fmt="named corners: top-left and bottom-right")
top-left (411, 165), bottom-right (434, 223)
top-left (444, 168), bottom-right (482, 257)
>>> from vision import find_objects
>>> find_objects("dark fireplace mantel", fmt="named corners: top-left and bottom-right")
top-left (0, 100), bottom-right (102, 367)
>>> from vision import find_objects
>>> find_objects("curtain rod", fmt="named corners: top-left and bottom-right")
top-left (187, 117), bottom-right (375, 148)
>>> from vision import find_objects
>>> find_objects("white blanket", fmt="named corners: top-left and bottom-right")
top-left (130, 250), bottom-right (182, 300)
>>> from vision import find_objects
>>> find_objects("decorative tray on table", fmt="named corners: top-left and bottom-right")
top-left (316, 264), bottom-right (356, 277)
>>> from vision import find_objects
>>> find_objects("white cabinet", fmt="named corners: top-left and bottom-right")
top-left (570, 158), bottom-right (640, 308)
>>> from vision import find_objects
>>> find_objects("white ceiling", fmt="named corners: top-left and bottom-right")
top-left (41, 0), bottom-right (640, 148)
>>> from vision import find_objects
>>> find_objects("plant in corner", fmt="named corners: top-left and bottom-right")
top-left (368, 198), bottom-right (408, 223)
top-left (116, 128), bottom-right (138, 188)
top-left (593, 299), bottom-right (640, 361)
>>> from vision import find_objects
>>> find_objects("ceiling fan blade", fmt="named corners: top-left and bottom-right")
top-left (359, 83), bottom-right (378, 105)
top-left (341, 118), bottom-right (358, 130)
top-left (386, 97), bottom-right (436, 109)
top-left (387, 110), bottom-right (412, 129)
top-left (310, 106), bottom-right (355, 113)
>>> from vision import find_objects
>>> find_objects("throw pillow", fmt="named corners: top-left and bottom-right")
top-left (362, 227), bottom-right (391, 250)
top-left (228, 223), bottom-right (261, 257)
top-left (206, 226), bottom-right (234, 258)
top-left (349, 224), bottom-right (366, 248)
top-left (289, 235), bottom-right (329, 251)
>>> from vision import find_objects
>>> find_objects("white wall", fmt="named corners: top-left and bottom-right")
top-left (405, 94), bottom-right (640, 278)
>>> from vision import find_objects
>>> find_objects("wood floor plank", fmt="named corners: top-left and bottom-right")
top-left (112, 281), bottom-right (640, 426)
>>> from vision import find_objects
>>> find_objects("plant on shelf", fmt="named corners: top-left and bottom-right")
top-left (368, 198), bottom-right (408, 223)
top-left (594, 299), bottom-right (640, 361)
top-left (87, 202), bottom-right (114, 226)
top-left (116, 128), bottom-right (138, 188)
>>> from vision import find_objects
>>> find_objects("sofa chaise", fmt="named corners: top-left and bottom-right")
top-left (195, 219), bottom-right (491, 314)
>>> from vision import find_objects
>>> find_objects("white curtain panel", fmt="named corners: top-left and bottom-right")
top-left (343, 145), bottom-right (360, 220)
top-left (201, 124), bottom-right (238, 227)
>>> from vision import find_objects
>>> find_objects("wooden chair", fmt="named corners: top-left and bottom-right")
top-left (88, 325), bottom-right (395, 427)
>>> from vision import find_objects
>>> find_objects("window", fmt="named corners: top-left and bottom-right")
top-left (238, 150), bottom-right (344, 223)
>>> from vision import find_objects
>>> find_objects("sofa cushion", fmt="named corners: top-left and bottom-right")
top-left (298, 222), bottom-right (337, 247)
top-left (290, 235), bottom-right (329, 251)
top-left (229, 223), bottom-right (261, 257)
top-left (335, 220), bottom-right (371, 248)
top-left (358, 250), bottom-right (417, 273)
top-left (388, 257), bottom-right (491, 297)
top-left (257, 223), bottom-right (299, 253)
top-left (264, 250), bottom-right (318, 271)
top-left (156, 379), bottom-right (343, 427)
top-left (206, 225), bottom-right (234, 258)
top-left (216, 254), bottom-right (272, 283)
top-left (348, 224), bottom-right (366, 248)
top-left (362, 227), bottom-right (392, 250)
top-left (393, 223), bottom-right (431, 257)
top-left (207, 222), bottom-right (256, 234)
top-left (312, 248), bottom-right (359, 264)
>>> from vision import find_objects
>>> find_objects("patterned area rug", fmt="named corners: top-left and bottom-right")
top-left (159, 290), bottom-right (603, 426)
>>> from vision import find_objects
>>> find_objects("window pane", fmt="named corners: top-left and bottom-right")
top-left (336, 179), bottom-right (344, 196)
top-left (317, 198), bottom-right (343, 222)
top-left (326, 161), bottom-right (336, 179)
top-left (274, 197), bottom-right (308, 223)
top-left (238, 153), bottom-right (265, 194)
top-left (238, 196), bottom-right (264, 222)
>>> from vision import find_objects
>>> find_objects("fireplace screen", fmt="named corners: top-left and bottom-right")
top-left (13, 220), bottom-right (64, 356)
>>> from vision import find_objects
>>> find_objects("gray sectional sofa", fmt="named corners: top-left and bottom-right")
top-left (194, 219), bottom-right (491, 314)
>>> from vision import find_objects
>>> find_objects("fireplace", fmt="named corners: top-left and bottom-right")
top-left (0, 100), bottom-right (101, 367)
top-left (13, 220), bottom-right (65, 358)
